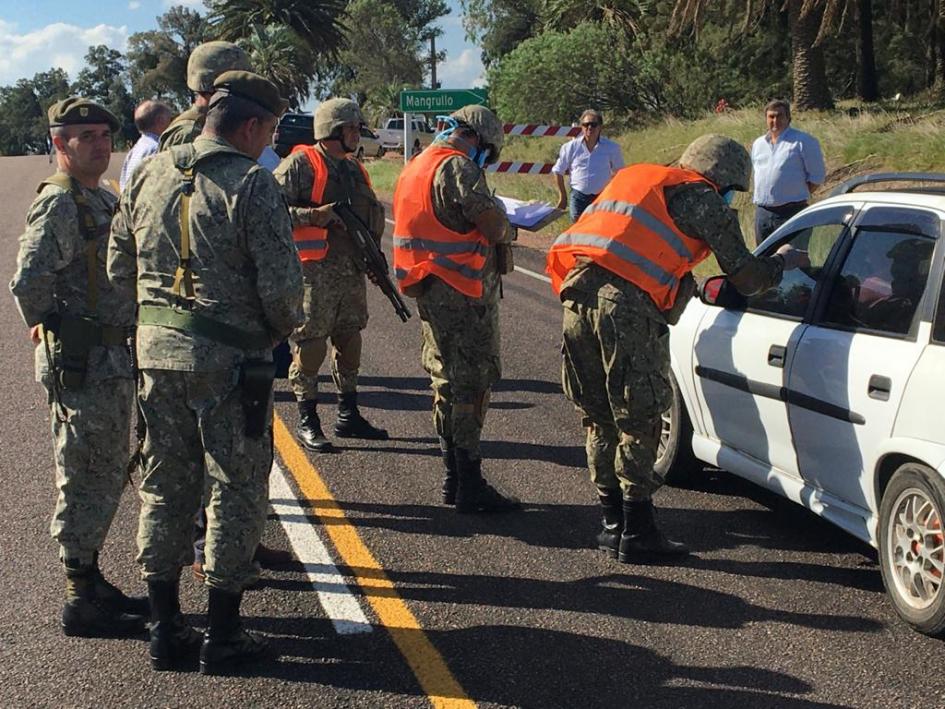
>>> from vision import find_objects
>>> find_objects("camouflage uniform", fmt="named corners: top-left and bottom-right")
top-left (108, 135), bottom-right (303, 593)
top-left (10, 179), bottom-right (134, 565)
top-left (560, 181), bottom-right (784, 499)
top-left (273, 144), bottom-right (385, 401)
top-left (417, 154), bottom-right (510, 456)
top-left (158, 105), bottom-right (205, 152)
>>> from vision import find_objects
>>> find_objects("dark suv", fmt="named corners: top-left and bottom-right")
top-left (273, 112), bottom-right (314, 157)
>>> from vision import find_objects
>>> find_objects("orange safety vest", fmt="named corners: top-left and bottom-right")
top-left (392, 145), bottom-right (490, 298)
top-left (290, 144), bottom-right (373, 263)
top-left (546, 164), bottom-right (714, 311)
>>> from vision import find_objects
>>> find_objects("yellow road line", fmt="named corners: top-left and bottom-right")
top-left (273, 413), bottom-right (475, 709)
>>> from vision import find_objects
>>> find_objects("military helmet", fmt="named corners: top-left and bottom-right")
top-left (451, 105), bottom-right (504, 164)
top-left (679, 134), bottom-right (751, 192)
top-left (187, 41), bottom-right (252, 93)
top-left (314, 98), bottom-right (364, 140)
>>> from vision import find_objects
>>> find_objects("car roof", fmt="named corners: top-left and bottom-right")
top-left (816, 191), bottom-right (945, 213)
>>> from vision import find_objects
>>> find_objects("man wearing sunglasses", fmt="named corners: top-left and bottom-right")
top-left (552, 109), bottom-right (625, 221)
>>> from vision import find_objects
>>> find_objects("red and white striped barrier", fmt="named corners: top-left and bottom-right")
top-left (503, 123), bottom-right (581, 137)
top-left (486, 161), bottom-right (555, 174)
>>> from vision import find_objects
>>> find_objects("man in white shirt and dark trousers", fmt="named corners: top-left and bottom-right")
top-left (751, 99), bottom-right (826, 247)
top-left (118, 100), bottom-right (173, 191)
top-left (552, 109), bottom-right (624, 221)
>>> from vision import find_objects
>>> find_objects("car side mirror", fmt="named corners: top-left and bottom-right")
top-left (699, 275), bottom-right (747, 309)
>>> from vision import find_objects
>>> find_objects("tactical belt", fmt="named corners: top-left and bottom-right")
top-left (138, 305), bottom-right (271, 350)
top-left (41, 314), bottom-right (128, 346)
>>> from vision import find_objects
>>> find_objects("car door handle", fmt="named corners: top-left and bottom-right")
top-left (868, 374), bottom-right (891, 401)
top-left (767, 344), bottom-right (786, 368)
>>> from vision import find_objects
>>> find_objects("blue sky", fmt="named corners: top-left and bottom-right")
top-left (0, 0), bottom-right (486, 95)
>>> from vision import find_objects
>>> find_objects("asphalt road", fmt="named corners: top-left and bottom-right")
top-left (1, 154), bottom-right (943, 708)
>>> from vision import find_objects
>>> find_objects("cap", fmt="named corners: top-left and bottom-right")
top-left (48, 97), bottom-right (120, 132)
top-left (211, 71), bottom-right (289, 117)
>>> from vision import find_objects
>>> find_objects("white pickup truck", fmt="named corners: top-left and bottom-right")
top-left (375, 117), bottom-right (436, 154)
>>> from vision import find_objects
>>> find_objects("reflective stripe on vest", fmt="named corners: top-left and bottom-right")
top-left (391, 145), bottom-right (490, 298)
top-left (291, 144), bottom-right (329, 262)
top-left (546, 164), bottom-right (714, 311)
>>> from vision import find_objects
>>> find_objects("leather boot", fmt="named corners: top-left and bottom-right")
top-left (441, 440), bottom-right (457, 505)
top-left (617, 499), bottom-right (689, 563)
top-left (200, 589), bottom-right (270, 676)
top-left (454, 448), bottom-right (521, 513)
top-left (334, 392), bottom-right (389, 439)
top-left (297, 400), bottom-right (333, 452)
top-left (596, 488), bottom-right (623, 558)
top-left (89, 553), bottom-right (149, 616)
top-left (148, 579), bottom-right (202, 672)
top-left (62, 564), bottom-right (147, 638)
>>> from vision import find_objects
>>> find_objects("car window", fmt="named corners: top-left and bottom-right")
top-left (821, 218), bottom-right (936, 336)
top-left (388, 119), bottom-right (403, 130)
top-left (933, 271), bottom-right (945, 344)
top-left (745, 206), bottom-right (855, 319)
top-left (360, 127), bottom-right (376, 139)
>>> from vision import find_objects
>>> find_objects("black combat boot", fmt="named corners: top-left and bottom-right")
top-left (297, 400), bottom-right (333, 452)
top-left (334, 392), bottom-right (389, 440)
top-left (617, 499), bottom-right (689, 563)
top-left (200, 589), bottom-right (270, 676)
top-left (454, 448), bottom-right (521, 513)
top-left (440, 439), bottom-right (457, 505)
top-left (90, 552), bottom-right (149, 616)
top-left (596, 488), bottom-right (624, 558)
top-left (61, 564), bottom-right (147, 638)
top-left (148, 579), bottom-right (202, 672)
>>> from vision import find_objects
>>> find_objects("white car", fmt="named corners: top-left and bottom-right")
top-left (659, 173), bottom-right (945, 636)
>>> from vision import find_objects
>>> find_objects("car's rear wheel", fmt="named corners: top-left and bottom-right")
top-left (879, 463), bottom-right (945, 636)
top-left (654, 373), bottom-right (699, 486)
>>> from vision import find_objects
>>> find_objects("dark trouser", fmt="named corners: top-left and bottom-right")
top-left (753, 201), bottom-right (807, 248)
top-left (569, 188), bottom-right (599, 222)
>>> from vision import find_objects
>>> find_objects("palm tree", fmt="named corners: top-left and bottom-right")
top-left (207, 0), bottom-right (349, 59)
top-left (542, 0), bottom-right (653, 37)
top-left (239, 25), bottom-right (317, 110)
top-left (671, 0), bottom-right (848, 110)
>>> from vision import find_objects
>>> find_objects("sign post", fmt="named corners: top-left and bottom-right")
top-left (398, 88), bottom-right (488, 164)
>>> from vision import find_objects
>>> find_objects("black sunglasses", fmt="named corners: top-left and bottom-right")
top-left (581, 122), bottom-right (600, 128)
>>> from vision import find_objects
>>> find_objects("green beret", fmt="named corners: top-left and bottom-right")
top-left (48, 97), bottom-right (120, 132)
top-left (211, 71), bottom-right (289, 117)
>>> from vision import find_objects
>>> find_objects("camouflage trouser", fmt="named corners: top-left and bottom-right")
top-left (417, 278), bottom-right (501, 456)
top-left (560, 297), bottom-right (672, 500)
top-left (289, 261), bottom-right (368, 401)
top-left (44, 377), bottom-right (133, 566)
top-left (136, 369), bottom-right (272, 593)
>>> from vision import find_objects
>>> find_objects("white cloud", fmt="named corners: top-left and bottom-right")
top-left (162, 0), bottom-right (206, 8)
top-left (437, 48), bottom-right (485, 90)
top-left (0, 20), bottom-right (129, 86)
top-left (129, 1), bottom-right (141, 9)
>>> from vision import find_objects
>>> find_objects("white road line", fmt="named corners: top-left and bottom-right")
top-left (270, 462), bottom-right (373, 635)
top-left (384, 218), bottom-right (552, 284)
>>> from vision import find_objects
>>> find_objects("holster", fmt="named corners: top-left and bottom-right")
top-left (45, 314), bottom-right (99, 390)
top-left (239, 360), bottom-right (276, 439)
top-left (496, 244), bottom-right (515, 275)
top-left (402, 277), bottom-right (429, 298)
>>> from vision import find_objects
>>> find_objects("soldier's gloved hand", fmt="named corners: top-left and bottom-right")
top-left (311, 204), bottom-right (342, 228)
top-left (776, 243), bottom-right (810, 271)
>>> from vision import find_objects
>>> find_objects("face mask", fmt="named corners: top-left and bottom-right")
top-left (722, 189), bottom-right (736, 206)
top-left (435, 114), bottom-right (487, 167)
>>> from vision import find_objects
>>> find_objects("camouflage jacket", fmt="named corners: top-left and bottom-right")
top-left (157, 105), bottom-right (205, 152)
top-left (108, 135), bottom-right (303, 372)
top-left (10, 176), bottom-right (133, 381)
top-left (426, 153), bottom-right (511, 306)
top-left (561, 181), bottom-right (784, 322)
top-left (273, 144), bottom-right (385, 275)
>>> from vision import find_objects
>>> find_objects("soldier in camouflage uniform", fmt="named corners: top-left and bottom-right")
top-left (109, 72), bottom-right (302, 674)
top-left (392, 105), bottom-right (520, 513)
top-left (158, 41), bottom-right (252, 152)
top-left (10, 98), bottom-right (148, 638)
top-left (548, 134), bottom-right (806, 563)
top-left (274, 98), bottom-right (388, 452)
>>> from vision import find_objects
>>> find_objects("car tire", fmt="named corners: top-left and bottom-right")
top-left (878, 463), bottom-right (945, 636)
top-left (655, 373), bottom-right (699, 486)
top-left (356, 147), bottom-right (364, 162)
top-left (378, 146), bottom-right (386, 158)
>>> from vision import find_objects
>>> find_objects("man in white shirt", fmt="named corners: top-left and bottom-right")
top-left (118, 100), bottom-right (173, 190)
top-left (751, 99), bottom-right (826, 247)
top-left (552, 109), bottom-right (625, 221)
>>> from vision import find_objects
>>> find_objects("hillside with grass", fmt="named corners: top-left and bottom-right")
top-left (365, 103), bottom-right (945, 256)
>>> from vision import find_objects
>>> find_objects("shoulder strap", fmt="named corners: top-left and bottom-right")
top-left (170, 145), bottom-right (200, 300)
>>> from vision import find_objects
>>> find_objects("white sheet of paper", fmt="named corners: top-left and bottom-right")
top-left (496, 195), bottom-right (560, 230)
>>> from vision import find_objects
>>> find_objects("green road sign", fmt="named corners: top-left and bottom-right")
top-left (399, 89), bottom-right (487, 113)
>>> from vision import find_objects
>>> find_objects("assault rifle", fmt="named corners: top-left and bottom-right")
top-left (332, 199), bottom-right (412, 323)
